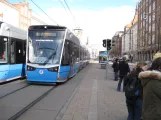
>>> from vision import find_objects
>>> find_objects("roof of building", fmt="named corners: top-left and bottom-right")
top-left (125, 6), bottom-right (138, 28)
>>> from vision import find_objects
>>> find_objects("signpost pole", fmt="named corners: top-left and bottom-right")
top-left (106, 40), bottom-right (108, 79)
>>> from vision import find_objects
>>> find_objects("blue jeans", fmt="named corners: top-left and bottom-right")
top-left (114, 72), bottom-right (118, 81)
top-left (126, 99), bottom-right (142, 120)
top-left (117, 76), bottom-right (125, 91)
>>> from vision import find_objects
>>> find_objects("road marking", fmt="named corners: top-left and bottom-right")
top-left (88, 79), bottom-right (98, 120)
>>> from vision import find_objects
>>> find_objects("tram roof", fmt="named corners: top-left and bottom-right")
top-left (29, 25), bottom-right (67, 30)
top-left (0, 22), bottom-right (27, 40)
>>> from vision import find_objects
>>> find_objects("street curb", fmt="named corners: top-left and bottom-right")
top-left (54, 65), bottom-right (90, 120)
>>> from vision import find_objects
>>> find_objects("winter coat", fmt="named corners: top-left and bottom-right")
top-left (139, 70), bottom-right (161, 120)
top-left (118, 61), bottom-right (130, 76)
top-left (112, 61), bottom-right (119, 72)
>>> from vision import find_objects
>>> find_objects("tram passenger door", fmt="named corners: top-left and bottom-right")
top-left (8, 40), bottom-right (20, 79)
top-left (15, 41), bottom-right (26, 64)
top-left (15, 41), bottom-right (26, 76)
top-left (60, 41), bottom-right (71, 79)
top-left (8, 40), bottom-right (26, 79)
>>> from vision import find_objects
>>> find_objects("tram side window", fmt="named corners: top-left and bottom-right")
top-left (0, 40), bottom-right (4, 60)
top-left (0, 40), bottom-right (4, 59)
top-left (80, 48), bottom-right (83, 60)
top-left (74, 45), bottom-right (79, 62)
top-left (61, 41), bottom-right (70, 66)
top-left (0, 37), bottom-right (8, 62)
top-left (69, 42), bottom-right (74, 63)
top-left (80, 48), bottom-right (82, 60)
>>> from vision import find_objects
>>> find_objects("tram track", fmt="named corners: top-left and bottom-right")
top-left (0, 84), bottom-right (30, 99)
top-left (0, 79), bottom-right (30, 100)
top-left (0, 84), bottom-right (57, 120)
top-left (0, 78), bottom-right (26, 85)
top-left (8, 86), bottom-right (55, 120)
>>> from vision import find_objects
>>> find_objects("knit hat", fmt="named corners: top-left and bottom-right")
top-left (153, 52), bottom-right (161, 60)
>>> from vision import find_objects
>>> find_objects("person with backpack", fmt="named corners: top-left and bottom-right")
top-left (117, 57), bottom-right (130, 92)
top-left (139, 57), bottom-right (161, 120)
top-left (112, 58), bottom-right (119, 81)
top-left (124, 61), bottom-right (148, 120)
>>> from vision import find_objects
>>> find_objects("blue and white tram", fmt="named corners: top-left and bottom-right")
top-left (0, 22), bottom-right (27, 83)
top-left (26, 25), bottom-right (89, 83)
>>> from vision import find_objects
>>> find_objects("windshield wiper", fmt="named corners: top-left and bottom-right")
top-left (40, 45), bottom-right (58, 65)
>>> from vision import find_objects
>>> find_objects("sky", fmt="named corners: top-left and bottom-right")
top-left (9, 0), bottom-right (138, 49)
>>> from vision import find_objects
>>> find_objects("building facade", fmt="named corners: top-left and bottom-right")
top-left (122, 27), bottom-right (130, 55)
top-left (121, 7), bottom-right (138, 62)
top-left (137, 0), bottom-right (161, 61)
top-left (131, 22), bottom-right (138, 61)
top-left (110, 31), bottom-right (124, 57)
top-left (122, 22), bottom-right (138, 61)
top-left (0, 0), bottom-right (19, 27)
top-left (0, 0), bottom-right (48, 30)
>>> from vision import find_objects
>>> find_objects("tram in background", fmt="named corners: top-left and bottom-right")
top-left (0, 22), bottom-right (27, 83)
top-left (26, 25), bottom-right (90, 84)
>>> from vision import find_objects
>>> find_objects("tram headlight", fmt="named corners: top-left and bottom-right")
top-left (27, 65), bottom-right (36, 71)
top-left (47, 67), bottom-right (59, 72)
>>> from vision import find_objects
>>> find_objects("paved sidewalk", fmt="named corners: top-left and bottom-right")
top-left (61, 63), bottom-right (127, 120)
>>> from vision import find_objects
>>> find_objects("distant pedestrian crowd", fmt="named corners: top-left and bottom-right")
top-left (112, 54), bottom-right (161, 120)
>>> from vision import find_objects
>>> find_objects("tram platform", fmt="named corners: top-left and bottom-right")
top-left (59, 62), bottom-right (127, 120)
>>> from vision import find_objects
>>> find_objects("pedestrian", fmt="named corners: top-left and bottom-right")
top-left (124, 61), bottom-right (148, 120)
top-left (112, 58), bottom-right (119, 81)
top-left (131, 54), bottom-right (133, 63)
top-left (129, 55), bottom-right (132, 62)
top-left (139, 57), bottom-right (161, 120)
top-left (117, 56), bottom-right (130, 92)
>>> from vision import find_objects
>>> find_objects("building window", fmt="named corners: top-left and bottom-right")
top-left (25, 6), bottom-right (27, 17)
top-left (21, 7), bottom-right (24, 15)
top-left (149, 25), bottom-right (151, 32)
top-left (149, 5), bottom-right (151, 13)
top-left (152, 1), bottom-right (155, 10)
top-left (28, 11), bottom-right (30, 18)
top-left (152, 13), bottom-right (155, 21)
top-left (152, 34), bottom-right (155, 44)
top-left (146, 23), bottom-right (148, 30)
top-left (148, 35), bottom-right (151, 45)
top-left (152, 23), bottom-right (155, 32)
top-left (149, 15), bottom-right (151, 23)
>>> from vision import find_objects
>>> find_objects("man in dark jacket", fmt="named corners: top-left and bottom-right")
top-left (117, 57), bottom-right (130, 92)
top-left (112, 58), bottom-right (119, 81)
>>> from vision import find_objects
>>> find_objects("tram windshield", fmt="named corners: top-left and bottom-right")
top-left (28, 30), bottom-right (65, 65)
top-left (0, 37), bottom-right (8, 63)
